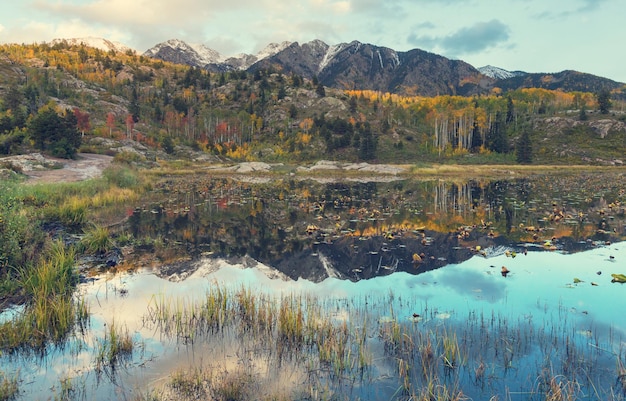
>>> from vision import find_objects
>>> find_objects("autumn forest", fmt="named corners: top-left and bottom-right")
top-left (1, 40), bottom-right (625, 165)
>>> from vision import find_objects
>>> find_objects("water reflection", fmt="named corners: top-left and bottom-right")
top-left (3, 240), bottom-right (625, 400)
top-left (126, 173), bottom-right (626, 282)
top-left (4, 172), bottom-right (625, 399)
top-left (437, 265), bottom-right (507, 302)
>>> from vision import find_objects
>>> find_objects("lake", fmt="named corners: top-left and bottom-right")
top-left (2, 171), bottom-right (625, 400)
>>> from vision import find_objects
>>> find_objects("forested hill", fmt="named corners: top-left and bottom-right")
top-left (1, 41), bottom-right (625, 167)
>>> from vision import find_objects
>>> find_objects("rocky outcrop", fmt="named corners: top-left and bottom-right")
top-left (536, 116), bottom-right (626, 138)
top-left (0, 153), bottom-right (63, 173)
top-left (588, 119), bottom-right (626, 138)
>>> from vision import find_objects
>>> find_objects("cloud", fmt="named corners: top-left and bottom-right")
top-left (348, 0), bottom-right (404, 16)
top-left (408, 19), bottom-right (510, 56)
top-left (535, 0), bottom-right (610, 19)
top-left (29, 0), bottom-right (272, 49)
top-left (310, 0), bottom-right (351, 14)
top-left (578, 0), bottom-right (610, 12)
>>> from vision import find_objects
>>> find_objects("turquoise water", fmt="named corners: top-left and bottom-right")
top-left (2, 241), bottom-right (624, 400)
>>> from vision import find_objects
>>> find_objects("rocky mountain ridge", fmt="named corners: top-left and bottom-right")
top-left (43, 37), bottom-right (624, 97)
top-left (143, 39), bottom-right (293, 72)
top-left (143, 38), bottom-right (623, 96)
top-left (477, 65), bottom-right (526, 80)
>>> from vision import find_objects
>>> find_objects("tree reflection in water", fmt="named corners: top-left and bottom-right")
top-left (127, 173), bottom-right (626, 281)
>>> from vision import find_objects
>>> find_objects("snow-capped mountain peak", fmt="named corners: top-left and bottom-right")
top-left (255, 41), bottom-right (292, 61)
top-left (143, 39), bottom-right (224, 67)
top-left (50, 37), bottom-right (134, 53)
top-left (318, 42), bottom-right (348, 73)
top-left (188, 42), bottom-right (224, 64)
top-left (143, 39), bottom-right (294, 70)
top-left (478, 65), bottom-right (526, 80)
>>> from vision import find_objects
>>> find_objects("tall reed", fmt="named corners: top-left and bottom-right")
top-left (0, 241), bottom-right (88, 351)
top-left (0, 370), bottom-right (19, 401)
top-left (95, 320), bottom-right (134, 377)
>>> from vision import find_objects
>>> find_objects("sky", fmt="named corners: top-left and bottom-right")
top-left (1, 0), bottom-right (625, 83)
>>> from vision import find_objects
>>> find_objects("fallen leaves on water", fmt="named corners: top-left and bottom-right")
top-left (611, 273), bottom-right (626, 283)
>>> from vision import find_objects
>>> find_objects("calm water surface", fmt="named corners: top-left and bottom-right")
top-left (2, 173), bottom-right (626, 400)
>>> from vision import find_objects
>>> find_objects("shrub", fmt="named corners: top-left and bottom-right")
top-left (79, 225), bottom-right (114, 254)
top-left (103, 165), bottom-right (140, 189)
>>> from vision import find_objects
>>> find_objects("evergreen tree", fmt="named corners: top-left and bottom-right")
top-left (506, 95), bottom-right (515, 124)
top-left (277, 85), bottom-right (286, 100)
top-left (516, 128), bottom-right (533, 164)
top-left (357, 122), bottom-right (377, 160)
top-left (129, 85), bottom-right (140, 123)
top-left (0, 115), bottom-right (13, 134)
top-left (2, 85), bottom-right (23, 112)
top-left (596, 89), bottom-right (611, 114)
top-left (579, 104), bottom-right (588, 121)
top-left (161, 135), bottom-right (175, 154)
top-left (470, 120), bottom-right (482, 151)
top-left (348, 96), bottom-right (358, 113)
top-left (291, 73), bottom-right (302, 87)
top-left (28, 108), bottom-right (81, 158)
top-left (380, 118), bottom-right (390, 134)
top-left (315, 83), bottom-right (326, 97)
top-left (288, 104), bottom-right (298, 119)
top-left (487, 112), bottom-right (509, 153)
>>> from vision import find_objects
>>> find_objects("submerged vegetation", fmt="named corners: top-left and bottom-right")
top-left (0, 165), bottom-right (146, 353)
top-left (140, 283), bottom-right (626, 401)
top-left (0, 371), bottom-right (19, 401)
top-left (0, 240), bottom-right (87, 351)
top-left (94, 320), bottom-right (135, 378)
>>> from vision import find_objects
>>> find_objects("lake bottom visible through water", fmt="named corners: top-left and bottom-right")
top-left (2, 241), bottom-right (626, 400)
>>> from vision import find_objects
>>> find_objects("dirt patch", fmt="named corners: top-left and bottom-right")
top-left (24, 153), bottom-right (114, 184)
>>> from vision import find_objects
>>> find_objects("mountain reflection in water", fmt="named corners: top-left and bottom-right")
top-left (3, 172), bottom-right (626, 400)
top-left (7, 241), bottom-right (625, 400)
top-left (126, 173), bottom-right (626, 281)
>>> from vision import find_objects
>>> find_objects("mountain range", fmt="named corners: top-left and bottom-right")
top-left (143, 38), bottom-right (624, 96)
top-left (53, 37), bottom-right (625, 97)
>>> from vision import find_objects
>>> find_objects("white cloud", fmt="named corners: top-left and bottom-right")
top-left (332, 1), bottom-right (351, 13)
top-left (0, 0), bottom-right (622, 82)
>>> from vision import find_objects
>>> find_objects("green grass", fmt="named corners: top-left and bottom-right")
top-left (146, 283), bottom-right (626, 400)
top-left (79, 224), bottom-right (114, 254)
top-left (102, 164), bottom-right (143, 189)
top-left (95, 320), bottom-right (134, 376)
top-left (0, 240), bottom-right (88, 352)
top-left (0, 163), bottom-right (149, 354)
top-left (0, 371), bottom-right (19, 401)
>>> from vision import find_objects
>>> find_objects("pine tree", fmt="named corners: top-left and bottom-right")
top-left (129, 85), bottom-right (140, 122)
top-left (516, 128), bottom-right (533, 164)
top-left (596, 89), bottom-right (611, 114)
top-left (470, 120), bottom-right (482, 151)
top-left (315, 83), bottom-right (326, 97)
top-left (506, 95), bottom-right (515, 123)
top-left (349, 96), bottom-right (357, 113)
top-left (28, 108), bottom-right (81, 158)
top-left (488, 112), bottom-right (509, 153)
top-left (357, 122), bottom-right (377, 160)
top-left (579, 104), bottom-right (588, 121)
